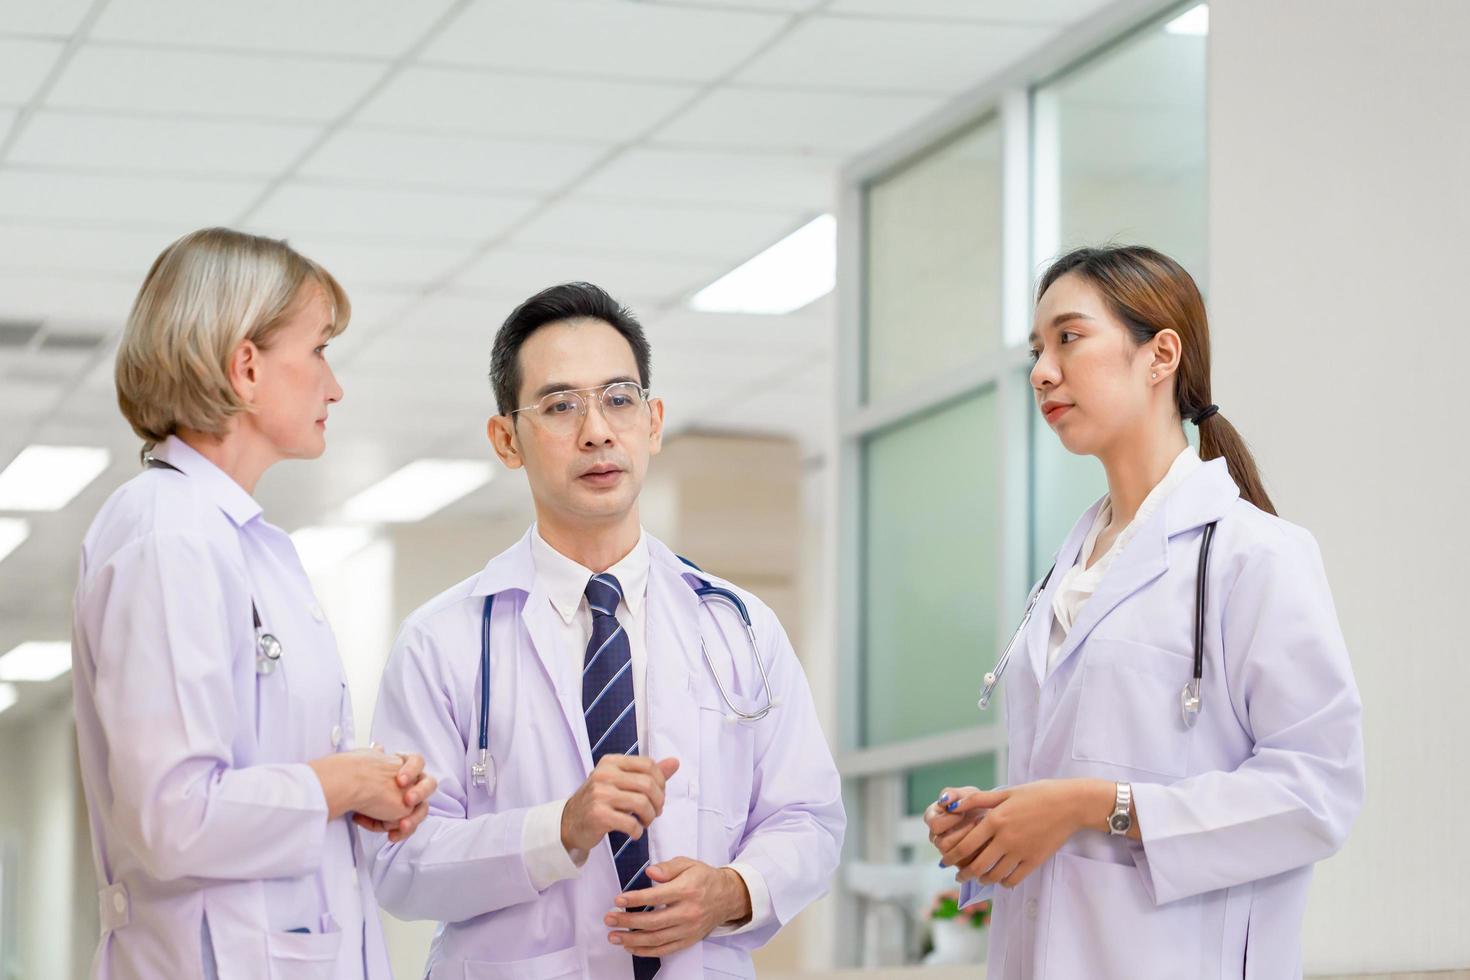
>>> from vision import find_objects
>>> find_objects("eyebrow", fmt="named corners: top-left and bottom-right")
top-left (531, 375), bottom-right (639, 401)
top-left (1028, 312), bottom-right (1094, 345)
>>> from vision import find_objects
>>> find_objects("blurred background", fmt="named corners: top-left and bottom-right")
top-left (0, 0), bottom-right (1465, 977)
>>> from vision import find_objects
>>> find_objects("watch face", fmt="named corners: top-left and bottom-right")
top-left (1110, 813), bottom-right (1130, 832)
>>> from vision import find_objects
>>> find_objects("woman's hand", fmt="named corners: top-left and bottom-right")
top-left (933, 779), bottom-right (1112, 888)
top-left (309, 747), bottom-right (437, 841)
top-left (351, 751), bottom-right (438, 843)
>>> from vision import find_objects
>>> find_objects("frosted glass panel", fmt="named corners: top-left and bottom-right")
top-left (862, 389), bottom-right (1000, 746)
top-left (1028, 389), bottom-right (1106, 578)
top-left (1033, 16), bottom-right (1208, 285)
top-left (865, 119), bottom-right (1002, 402)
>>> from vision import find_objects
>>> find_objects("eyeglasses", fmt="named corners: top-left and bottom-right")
top-left (510, 381), bottom-right (651, 435)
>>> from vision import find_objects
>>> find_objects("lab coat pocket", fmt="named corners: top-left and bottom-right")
top-left (1072, 638), bottom-right (1193, 777)
top-left (264, 924), bottom-right (342, 980)
top-left (452, 945), bottom-right (582, 979)
top-left (696, 701), bottom-right (755, 835)
top-left (1046, 851), bottom-right (1203, 980)
top-left (703, 938), bottom-right (756, 977)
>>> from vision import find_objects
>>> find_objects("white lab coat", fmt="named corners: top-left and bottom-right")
top-left (365, 530), bottom-right (845, 979)
top-left (962, 458), bottom-right (1364, 979)
top-left (71, 436), bottom-right (392, 980)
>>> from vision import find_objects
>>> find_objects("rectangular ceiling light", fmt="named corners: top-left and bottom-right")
top-left (690, 213), bottom-right (836, 315)
top-left (0, 445), bottom-right (111, 511)
top-left (1164, 3), bottom-right (1208, 35)
top-left (0, 683), bottom-right (16, 716)
top-left (291, 525), bottom-right (379, 576)
top-left (338, 459), bottom-right (495, 524)
top-left (0, 641), bottom-right (72, 682)
top-left (0, 518), bottom-right (28, 565)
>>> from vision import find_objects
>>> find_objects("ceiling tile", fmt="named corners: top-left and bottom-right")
top-left (509, 199), bottom-right (809, 263)
top-left (0, 38), bottom-right (64, 103)
top-left (656, 87), bottom-right (941, 153)
top-left (0, 107), bottom-right (16, 145)
top-left (657, 0), bottom-right (818, 9)
top-left (737, 16), bottom-right (1053, 92)
top-left (46, 45), bottom-right (382, 121)
top-left (0, 272), bottom-right (140, 323)
top-left (0, 171), bottom-right (265, 226)
top-left (0, 0), bottom-right (93, 35)
top-left (358, 67), bottom-right (697, 142)
top-left (287, 238), bottom-right (476, 293)
top-left (826, 0), bottom-right (1110, 23)
top-left (453, 248), bottom-right (730, 305)
top-left (298, 127), bottom-right (608, 194)
top-left (249, 182), bottom-right (538, 244)
top-left (0, 225), bottom-right (178, 277)
top-left (9, 110), bottom-right (321, 176)
top-left (89, 0), bottom-right (457, 58)
top-left (424, 1), bottom-right (786, 83)
top-left (580, 146), bottom-right (839, 210)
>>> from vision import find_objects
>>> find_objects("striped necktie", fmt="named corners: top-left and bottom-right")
top-left (582, 573), bottom-right (659, 980)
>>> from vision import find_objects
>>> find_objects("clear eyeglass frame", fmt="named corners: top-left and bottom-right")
top-left (510, 380), bottom-right (652, 434)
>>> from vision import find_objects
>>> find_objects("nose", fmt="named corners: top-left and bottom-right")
top-left (1030, 347), bottom-right (1060, 393)
top-left (578, 396), bottom-right (615, 446)
top-left (326, 362), bottom-right (344, 404)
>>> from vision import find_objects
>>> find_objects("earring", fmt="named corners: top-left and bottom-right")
top-left (1151, 372), bottom-right (1158, 379)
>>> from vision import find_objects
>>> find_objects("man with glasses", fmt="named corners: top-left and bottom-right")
top-left (364, 282), bottom-right (845, 979)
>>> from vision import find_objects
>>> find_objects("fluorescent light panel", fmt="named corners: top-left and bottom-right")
top-left (0, 518), bottom-right (28, 564)
top-left (0, 445), bottom-right (111, 511)
top-left (339, 459), bottom-right (494, 524)
top-left (1165, 3), bottom-right (1208, 35)
top-left (691, 213), bottom-right (836, 315)
top-left (0, 683), bottom-right (16, 716)
top-left (291, 525), bottom-right (379, 575)
top-left (0, 641), bottom-right (72, 682)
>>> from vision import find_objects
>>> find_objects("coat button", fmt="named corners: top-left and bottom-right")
top-left (311, 603), bottom-right (325, 622)
top-left (1025, 899), bottom-right (1039, 919)
top-left (331, 724), bottom-right (343, 747)
top-left (112, 892), bottom-right (127, 914)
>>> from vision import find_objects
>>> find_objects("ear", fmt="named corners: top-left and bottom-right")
top-left (1149, 329), bottom-right (1183, 384)
top-left (228, 339), bottom-right (261, 403)
top-left (487, 415), bottom-right (524, 470)
top-left (647, 397), bottom-right (665, 457)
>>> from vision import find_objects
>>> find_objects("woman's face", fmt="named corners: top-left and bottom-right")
top-left (237, 281), bottom-right (343, 461)
top-left (1029, 271), bottom-right (1162, 457)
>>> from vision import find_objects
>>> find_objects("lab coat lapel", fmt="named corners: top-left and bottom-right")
top-left (519, 584), bottom-right (593, 778)
top-left (643, 543), bottom-right (702, 862)
top-left (1026, 497), bottom-right (1105, 683)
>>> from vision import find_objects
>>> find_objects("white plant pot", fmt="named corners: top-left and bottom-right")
top-left (923, 917), bottom-right (989, 965)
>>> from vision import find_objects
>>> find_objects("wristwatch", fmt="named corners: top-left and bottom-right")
top-left (1108, 782), bottom-right (1133, 836)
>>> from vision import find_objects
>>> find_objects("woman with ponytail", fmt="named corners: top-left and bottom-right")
top-left (924, 246), bottom-right (1364, 978)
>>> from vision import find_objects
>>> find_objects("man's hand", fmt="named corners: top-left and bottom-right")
top-left (561, 755), bottom-right (681, 854)
top-left (604, 857), bottom-right (752, 957)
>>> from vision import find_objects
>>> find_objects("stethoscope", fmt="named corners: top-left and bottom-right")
top-left (470, 559), bottom-right (777, 791)
top-left (143, 452), bottom-right (283, 677)
top-left (979, 521), bottom-right (1218, 728)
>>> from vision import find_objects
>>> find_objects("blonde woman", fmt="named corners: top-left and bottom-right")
top-left (72, 228), bottom-right (435, 980)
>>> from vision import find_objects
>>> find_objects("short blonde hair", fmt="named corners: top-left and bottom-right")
top-left (115, 227), bottom-right (351, 444)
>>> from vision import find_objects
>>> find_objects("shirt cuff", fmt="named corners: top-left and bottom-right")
top-left (708, 862), bottom-right (773, 937)
top-left (522, 798), bottom-right (586, 892)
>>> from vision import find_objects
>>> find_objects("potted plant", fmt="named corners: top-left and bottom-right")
top-left (922, 889), bottom-right (990, 965)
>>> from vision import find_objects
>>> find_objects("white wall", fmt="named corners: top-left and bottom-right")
top-left (1209, 2), bottom-right (1470, 971)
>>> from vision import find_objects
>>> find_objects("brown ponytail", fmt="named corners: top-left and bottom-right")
top-left (1037, 246), bottom-right (1277, 516)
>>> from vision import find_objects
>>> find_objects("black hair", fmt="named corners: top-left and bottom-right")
top-left (488, 281), bottom-right (652, 415)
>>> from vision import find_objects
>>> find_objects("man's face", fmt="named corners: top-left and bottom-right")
top-left (489, 317), bottom-right (663, 529)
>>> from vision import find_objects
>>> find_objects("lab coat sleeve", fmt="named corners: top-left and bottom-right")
top-left (364, 618), bottom-right (545, 922)
top-left (84, 533), bottom-right (328, 882)
top-left (713, 607), bottom-right (847, 951)
top-left (1131, 529), bottom-right (1365, 905)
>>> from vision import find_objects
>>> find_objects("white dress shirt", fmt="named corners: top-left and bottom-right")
top-left (1046, 446), bottom-right (1203, 672)
top-left (519, 526), bottom-right (772, 934)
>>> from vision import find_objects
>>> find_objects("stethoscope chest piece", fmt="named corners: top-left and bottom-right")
top-left (256, 631), bottom-right (283, 675)
top-left (1180, 679), bottom-right (1201, 728)
top-left (471, 749), bottom-right (497, 791)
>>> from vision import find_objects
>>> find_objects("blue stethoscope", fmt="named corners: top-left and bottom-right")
top-left (978, 521), bottom-right (1218, 728)
top-left (470, 559), bottom-right (776, 790)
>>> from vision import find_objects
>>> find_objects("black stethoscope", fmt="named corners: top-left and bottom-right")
top-left (979, 521), bottom-right (1218, 728)
top-left (143, 452), bottom-right (282, 676)
top-left (469, 558), bottom-right (777, 792)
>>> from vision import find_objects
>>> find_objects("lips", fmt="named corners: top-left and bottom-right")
top-left (1040, 400), bottom-right (1073, 424)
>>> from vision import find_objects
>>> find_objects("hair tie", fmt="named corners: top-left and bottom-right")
top-left (1190, 404), bottom-right (1219, 426)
